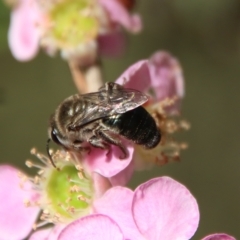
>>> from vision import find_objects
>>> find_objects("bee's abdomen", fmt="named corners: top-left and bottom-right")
top-left (103, 106), bottom-right (161, 148)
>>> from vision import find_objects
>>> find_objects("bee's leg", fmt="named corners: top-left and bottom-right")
top-left (98, 131), bottom-right (128, 159)
top-left (88, 136), bottom-right (111, 153)
top-left (72, 140), bottom-right (91, 154)
top-left (76, 146), bottom-right (91, 154)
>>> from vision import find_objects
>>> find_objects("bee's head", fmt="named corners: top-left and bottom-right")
top-left (46, 118), bottom-right (64, 169)
top-left (48, 126), bottom-right (62, 146)
top-left (48, 114), bottom-right (61, 143)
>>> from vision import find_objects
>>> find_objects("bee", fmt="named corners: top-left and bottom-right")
top-left (47, 82), bottom-right (161, 167)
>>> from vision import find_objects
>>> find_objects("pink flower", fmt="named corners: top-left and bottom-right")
top-left (97, 0), bottom-right (140, 56)
top-left (58, 177), bottom-right (200, 239)
top-left (116, 51), bottom-right (187, 167)
top-left (116, 51), bottom-right (184, 114)
top-left (8, 0), bottom-right (42, 61)
top-left (0, 165), bottom-right (40, 240)
top-left (7, 0), bottom-right (142, 61)
top-left (0, 141), bottom-right (136, 239)
top-left (1, 165), bottom-right (235, 240)
top-left (57, 177), bottom-right (236, 240)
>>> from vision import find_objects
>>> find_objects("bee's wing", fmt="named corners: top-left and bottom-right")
top-left (71, 88), bottom-right (148, 128)
top-left (106, 88), bottom-right (149, 113)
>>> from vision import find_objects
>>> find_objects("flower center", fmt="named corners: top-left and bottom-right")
top-left (49, 0), bottom-right (99, 47)
top-left (27, 149), bottom-right (93, 225)
top-left (46, 165), bottom-right (92, 219)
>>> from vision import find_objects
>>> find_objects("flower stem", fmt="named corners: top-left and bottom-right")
top-left (84, 63), bottom-right (104, 92)
top-left (68, 60), bottom-right (88, 94)
top-left (68, 61), bottom-right (103, 93)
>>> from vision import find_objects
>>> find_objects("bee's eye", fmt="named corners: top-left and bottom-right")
top-left (51, 129), bottom-right (61, 145)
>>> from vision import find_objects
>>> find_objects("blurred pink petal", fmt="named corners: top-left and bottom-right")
top-left (8, 0), bottom-right (40, 61)
top-left (98, 31), bottom-right (126, 57)
top-left (94, 186), bottom-right (145, 240)
top-left (99, 0), bottom-right (142, 33)
top-left (84, 140), bottom-right (134, 178)
top-left (0, 165), bottom-right (40, 240)
top-left (202, 233), bottom-right (236, 240)
top-left (116, 60), bottom-right (151, 92)
top-left (149, 51), bottom-right (185, 100)
top-left (59, 214), bottom-right (124, 240)
top-left (132, 177), bottom-right (199, 240)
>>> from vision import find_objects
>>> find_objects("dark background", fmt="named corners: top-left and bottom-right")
top-left (1, 0), bottom-right (240, 239)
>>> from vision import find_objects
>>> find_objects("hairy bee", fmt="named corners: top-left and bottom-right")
top-left (47, 82), bottom-right (161, 167)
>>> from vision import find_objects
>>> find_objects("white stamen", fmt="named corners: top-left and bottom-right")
top-left (26, 160), bottom-right (45, 170)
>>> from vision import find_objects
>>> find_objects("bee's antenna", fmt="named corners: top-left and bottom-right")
top-left (46, 138), bottom-right (58, 169)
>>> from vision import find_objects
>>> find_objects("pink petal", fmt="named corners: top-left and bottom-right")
top-left (94, 187), bottom-right (145, 240)
top-left (47, 225), bottom-right (66, 240)
top-left (84, 140), bottom-right (134, 178)
top-left (30, 225), bottom-right (65, 240)
top-left (92, 172), bottom-right (112, 198)
top-left (202, 233), bottom-right (236, 240)
top-left (98, 31), bottom-right (126, 57)
top-left (132, 177), bottom-right (200, 240)
top-left (8, 0), bottom-right (40, 61)
top-left (99, 0), bottom-right (142, 33)
top-left (109, 158), bottom-right (134, 186)
top-left (116, 60), bottom-right (151, 92)
top-left (0, 165), bottom-right (40, 240)
top-left (59, 214), bottom-right (124, 240)
top-left (149, 51), bottom-right (185, 100)
top-left (29, 228), bottom-right (52, 240)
